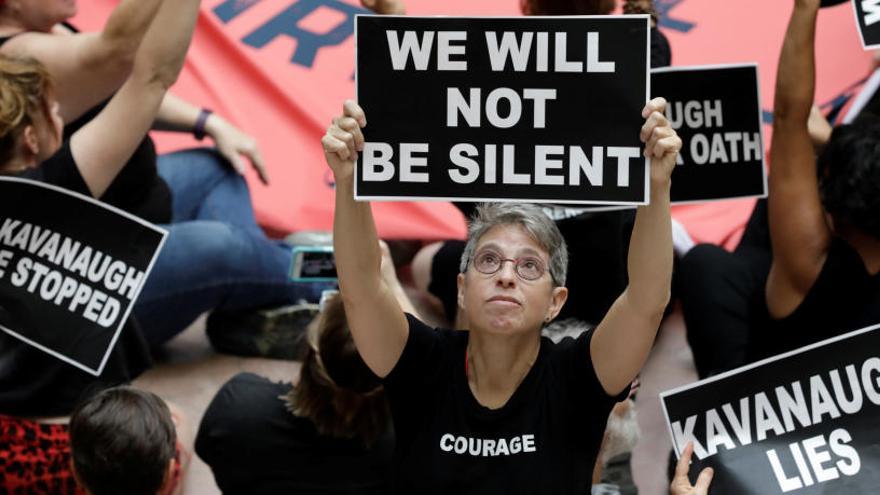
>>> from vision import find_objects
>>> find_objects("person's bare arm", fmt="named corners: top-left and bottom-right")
top-left (1, 0), bottom-right (164, 123)
top-left (151, 93), bottom-right (269, 185)
top-left (323, 100), bottom-right (408, 378)
top-left (590, 97), bottom-right (679, 396)
top-left (68, 0), bottom-right (200, 198)
top-left (360, 0), bottom-right (406, 15)
top-left (766, 0), bottom-right (831, 318)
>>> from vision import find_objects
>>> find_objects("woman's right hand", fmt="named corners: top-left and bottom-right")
top-left (322, 100), bottom-right (366, 182)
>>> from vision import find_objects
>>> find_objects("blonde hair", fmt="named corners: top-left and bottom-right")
top-left (0, 55), bottom-right (53, 168)
top-left (285, 294), bottom-right (388, 446)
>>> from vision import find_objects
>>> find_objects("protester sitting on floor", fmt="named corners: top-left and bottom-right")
top-left (0, 0), bottom-right (198, 491)
top-left (322, 97), bottom-right (679, 492)
top-left (412, 0), bottom-right (672, 330)
top-left (0, 0), bottom-right (346, 349)
top-left (69, 387), bottom-right (190, 495)
top-left (678, 0), bottom-right (880, 378)
top-left (196, 242), bottom-right (413, 495)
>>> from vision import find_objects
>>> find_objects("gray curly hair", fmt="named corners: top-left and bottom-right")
top-left (459, 203), bottom-right (568, 287)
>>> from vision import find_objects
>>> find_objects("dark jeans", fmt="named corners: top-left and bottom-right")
top-left (134, 149), bottom-right (332, 347)
top-left (677, 199), bottom-right (771, 378)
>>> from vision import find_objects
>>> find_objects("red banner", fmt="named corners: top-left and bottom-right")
top-left (73, 0), bottom-right (870, 246)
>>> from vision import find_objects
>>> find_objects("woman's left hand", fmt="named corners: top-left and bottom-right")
top-left (206, 115), bottom-right (270, 185)
top-left (640, 97), bottom-right (681, 185)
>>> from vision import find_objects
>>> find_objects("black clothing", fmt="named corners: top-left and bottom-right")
top-left (750, 237), bottom-right (880, 360)
top-left (650, 27), bottom-right (672, 69)
top-left (64, 100), bottom-right (172, 224)
top-left (0, 142), bottom-right (152, 416)
top-left (680, 200), bottom-right (880, 377)
top-left (384, 314), bottom-right (627, 494)
top-left (195, 373), bottom-right (394, 495)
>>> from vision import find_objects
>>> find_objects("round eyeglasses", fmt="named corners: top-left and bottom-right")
top-left (471, 250), bottom-right (547, 281)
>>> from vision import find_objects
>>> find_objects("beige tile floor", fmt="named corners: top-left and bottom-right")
top-left (137, 306), bottom-right (699, 495)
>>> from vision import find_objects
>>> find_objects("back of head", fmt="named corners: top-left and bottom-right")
top-left (521, 0), bottom-right (615, 15)
top-left (288, 294), bottom-right (388, 445)
top-left (70, 387), bottom-right (176, 495)
top-left (0, 54), bottom-right (52, 168)
top-left (817, 116), bottom-right (880, 239)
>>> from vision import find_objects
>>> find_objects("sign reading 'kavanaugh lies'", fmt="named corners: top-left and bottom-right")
top-left (0, 177), bottom-right (166, 376)
top-left (355, 15), bottom-right (650, 205)
top-left (661, 324), bottom-right (880, 494)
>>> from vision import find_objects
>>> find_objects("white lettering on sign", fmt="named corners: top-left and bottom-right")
top-left (446, 87), bottom-right (557, 129)
top-left (766, 428), bottom-right (861, 492)
top-left (670, 358), bottom-right (880, 461)
top-left (863, 0), bottom-right (880, 27)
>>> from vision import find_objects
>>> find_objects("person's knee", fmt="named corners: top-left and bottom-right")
top-left (678, 244), bottom-right (732, 298)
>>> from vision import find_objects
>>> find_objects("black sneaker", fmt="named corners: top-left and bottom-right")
top-left (206, 303), bottom-right (320, 360)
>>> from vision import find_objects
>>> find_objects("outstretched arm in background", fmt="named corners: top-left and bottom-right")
top-left (69, 0), bottom-right (201, 198)
top-left (0, 0), bottom-right (164, 122)
top-left (766, 0), bottom-right (832, 318)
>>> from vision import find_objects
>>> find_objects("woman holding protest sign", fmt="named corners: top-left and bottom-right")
top-left (412, 0), bottom-right (672, 333)
top-left (0, 0), bottom-right (199, 490)
top-left (322, 96), bottom-right (680, 492)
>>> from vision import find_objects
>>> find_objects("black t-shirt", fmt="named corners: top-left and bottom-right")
top-left (195, 372), bottom-right (394, 495)
top-left (384, 315), bottom-right (627, 495)
top-left (64, 101), bottom-right (172, 224)
top-left (0, 142), bottom-right (153, 417)
top-left (751, 237), bottom-right (880, 360)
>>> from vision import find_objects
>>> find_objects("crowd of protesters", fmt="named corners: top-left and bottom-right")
top-left (0, 0), bottom-right (877, 493)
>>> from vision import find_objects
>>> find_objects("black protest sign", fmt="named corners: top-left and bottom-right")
top-left (854, 0), bottom-right (880, 49)
top-left (661, 324), bottom-right (880, 495)
top-left (355, 15), bottom-right (650, 205)
top-left (652, 64), bottom-right (767, 204)
top-left (0, 177), bottom-right (165, 376)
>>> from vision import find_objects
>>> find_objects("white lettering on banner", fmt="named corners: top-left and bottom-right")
top-left (446, 87), bottom-right (557, 129)
top-left (863, 0), bottom-right (880, 27)
top-left (447, 144), bottom-right (639, 187)
top-left (439, 433), bottom-right (537, 457)
top-left (670, 357), bottom-right (880, 461)
top-left (387, 30), bottom-right (618, 74)
top-left (386, 31), bottom-right (434, 71)
top-left (483, 31), bottom-right (616, 73)
top-left (688, 132), bottom-right (761, 166)
top-left (666, 100), bottom-right (724, 130)
top-left (11, 256), bottom-right (121, 327)
top-left (0, 248), bottom-right (12, 278)
top-left (0, 218), bottom-right (145, 300)
top-left (765, 428), bottom-right (862, 492)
